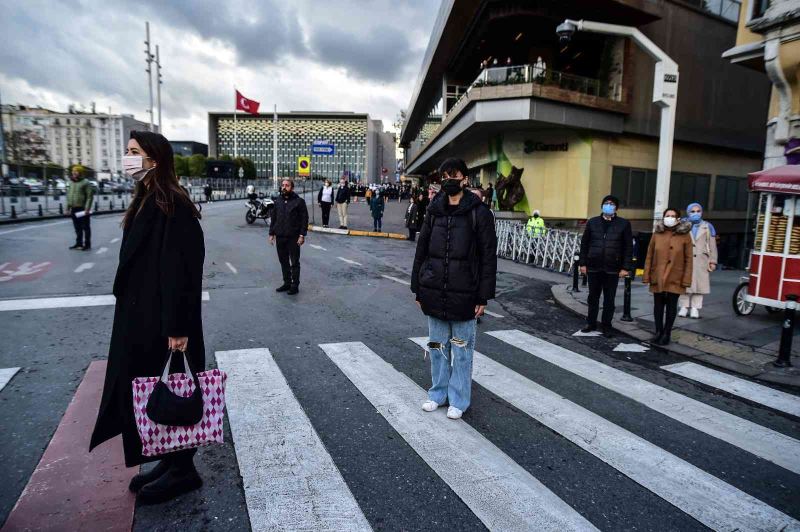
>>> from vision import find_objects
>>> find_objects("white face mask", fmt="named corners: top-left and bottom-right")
top-left (122, 155), bottom-right (153, 181)
top-left (663, 216), bottom-right (678, 228)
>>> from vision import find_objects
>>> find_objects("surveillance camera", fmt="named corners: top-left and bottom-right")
top-left (556, 21), bottom-right (577, 45)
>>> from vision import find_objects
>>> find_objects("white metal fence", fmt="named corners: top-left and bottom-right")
top-left (495, 220), bottom-right (582, 274)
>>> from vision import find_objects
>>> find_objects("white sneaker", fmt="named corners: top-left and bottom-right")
top-left (678, 307), bottom-right (688, 318)
top-left (447, 406), bottom-right (463, 419)
top-left (690, 308), bottom-right (700, 319)
top-left (421, 400), bottom-right (440, 412)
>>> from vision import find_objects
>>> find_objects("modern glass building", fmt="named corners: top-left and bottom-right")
top-left (208, 111), bottom-right (395, 183)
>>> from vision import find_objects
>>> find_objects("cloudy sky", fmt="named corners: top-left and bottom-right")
top-left (1, 0), bottom-right (440, 143)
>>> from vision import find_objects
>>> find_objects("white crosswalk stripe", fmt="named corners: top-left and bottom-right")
top-left (216, 348), bottom-right (370, 532)
top-left (0, 367), bottom-right (20, 392)
top-left (409, 337), bottom-right (800, 530)
top-left (320, 341), bottom-right (598, 531)
top-left (488, 329), bottom-right (800, 475)
top-left (663, 361), bottom-right (800, 418)
top-left (0, 291), bottom-right (210, 312)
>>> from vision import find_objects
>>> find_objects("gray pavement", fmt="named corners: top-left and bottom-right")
top-left (0, 199), bottom-right (798, 530)
top-left (308, 196), bottom-right (412, 235)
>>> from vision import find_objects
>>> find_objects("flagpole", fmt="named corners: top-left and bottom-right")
top-left (233, 86), bottom-right (238, 159)
top-left (273, 104), bottom-right (278, 192)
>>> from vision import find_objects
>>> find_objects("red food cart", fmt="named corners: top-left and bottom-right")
top-left (735, 165), bottom-right (800, 315)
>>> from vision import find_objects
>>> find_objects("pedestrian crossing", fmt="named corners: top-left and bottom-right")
top-left (3, 329), bottom-right (800, 530)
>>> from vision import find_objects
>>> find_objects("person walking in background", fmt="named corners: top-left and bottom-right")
top-left (370, 189), bottom-right (385, 232)
top-left (335, 176), bottom-right (350, 229)
top-left (67, 165), bottom-right (94, 250)
top-left (412, 158), bottom-right (497, 420)
top-left (203, 183), bottom-right (213, 203)
top-left (484, 183), bottom-right (494, 208)
top-left (578, 195), bottom-right (633, 337)
top-left (679, 202), bottom-right (717, 319)
top-left (317, 179), bottom-right (334, 228)
top-left (269, 179), bottom-right (308, 295)
top-left (405, 193), bottom-right (426, 241)
top-left (90, 130), bottom-right (205, 504)
top-left (526, 209), bottom-right (546, 237)
top-left (643, 208), bottom-right (693, 345)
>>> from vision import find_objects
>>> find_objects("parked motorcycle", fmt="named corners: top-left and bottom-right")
top-left (245, 196), bottom-right (274, 225)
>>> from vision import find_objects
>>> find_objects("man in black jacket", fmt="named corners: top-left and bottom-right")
top-left (335, 177), bottom-right (350, 229)
top-left (579, 194), bottom-right (633, 337)
top-left (269, 179), bottom-right (309, 295)
top-left (411, 158), bottom-right (497, 420)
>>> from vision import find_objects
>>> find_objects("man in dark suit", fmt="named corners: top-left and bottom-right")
top-left (269, 179), bottom-right (308, 295)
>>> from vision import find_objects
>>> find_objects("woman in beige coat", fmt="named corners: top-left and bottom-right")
top-left (678, 202), bottom-right (717, 319)
top-left (643, 208), bottom-right (693, 346)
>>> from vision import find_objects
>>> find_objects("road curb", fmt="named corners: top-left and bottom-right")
top-left (550, 284), bottom-right (800, 388)
top-left (308, 225), bottom-right (407, 240)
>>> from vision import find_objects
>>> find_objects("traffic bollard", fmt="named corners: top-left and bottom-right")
top-left (621, 272), bottom-right (633, 322)
top-left (11, 206), bottom-right (16, 219)
top-left (571, 256), bottom-right (580, 292)
top-left (122, 200), bottom-right (126, 210)
top-left (110, 200), bottom-right (114, 210)
top-left (59, 203), bottom-right (64, 215)
top-left (775, 294), bottom-right (797, 367)
top-left (38, 204), bottom-right (43, 217)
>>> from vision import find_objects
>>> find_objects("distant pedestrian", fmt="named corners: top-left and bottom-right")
top-left (526, 209), bottom-right (546, 237)
top-left (643, 208), bottom-right (693, 345)
top-left (317, 179), bottom-right (334, 228)
top-left (269, 179), bottom-right (308, 295)
top-left (412, 158), bottom-right (497, 420)
top-left (335, 176), bottom-right (350, 229)
top-left (203, 183), bottom-right (213, 203)
top-left (484, 183), bottom-right (494, 208)
top-left (91, 130), bottom-right (205, 504)
top-left (405, 193), bottom-right (425, 241)
top-left (66, 165), bottom-right (94, 250)
top-left (679, 202), bottom-right (717, 319)
top-left (578, 195), bottom-right (633, 337)
top-left (370, 190), bottom-right (385, 232)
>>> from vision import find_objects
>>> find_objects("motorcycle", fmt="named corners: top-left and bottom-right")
top-left (245, 196), bottom-right (274, 225)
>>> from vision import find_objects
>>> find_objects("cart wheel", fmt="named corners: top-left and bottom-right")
top-left (732, 282), bottom-right (755, 316)
top-left (766, 306), bottom-right (782, 314)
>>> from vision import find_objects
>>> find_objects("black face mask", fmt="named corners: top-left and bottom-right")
top-left (441, 179), bottom-right (463, 197)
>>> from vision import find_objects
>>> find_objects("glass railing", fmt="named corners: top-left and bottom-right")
top-left (470, 65), bottom-right (618, 101)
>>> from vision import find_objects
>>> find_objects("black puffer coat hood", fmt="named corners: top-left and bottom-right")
top-left (411, 191), bottom-right (497, 321)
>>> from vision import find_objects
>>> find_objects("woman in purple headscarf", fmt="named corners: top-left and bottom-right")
top-left (678, 202), bottom-right (717, 319)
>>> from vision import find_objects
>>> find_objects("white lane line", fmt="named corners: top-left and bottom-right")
top-left (0, 220), bottom-right (70, 236)
top-left (74, 262), bottom-right (94, 273)
top-left (202, 291), bottom-right (210, 301)
top-left (409, 338), bottom-right (800, 531)
top-left (215, 348), bottom-right (370, 532)
top-left (225, 262), bottom-right (238, 274)
top-left (483, 310), bottom-right (504, 318)
top-left (663, 361), bottom-right (800, 418)
top-left (0, 291), bottom-right (211, 311)
top-left (95, 247), bottom-right (108, 255)
top-left (110, 238), bottom-right (120, 244)
top-left (0, 367), bottom-right (21, 393)
top-left (488, 330), bottom-right (800, 476)
top-left (337, 257), bottom-right (362, 266)
top-left (309, 244), bottom-right (327, 251)
top-left (381, 275), bottom-right (410, 285)
top-left (320, 341), bottom-right (597, 531)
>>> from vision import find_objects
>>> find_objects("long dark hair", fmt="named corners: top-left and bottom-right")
top-left (122, 131), bottom-right (201, 228)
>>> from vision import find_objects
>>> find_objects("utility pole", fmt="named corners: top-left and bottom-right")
top-left (144, 22), bottom-right (154, 132)
top-left (0, 89), bottom-right (5, 180)
top-left (156, 44), bottom-right (162, 134)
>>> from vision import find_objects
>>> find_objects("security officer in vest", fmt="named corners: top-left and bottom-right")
top-left (269, 179), bottom-right (309, 295)
top-left (526, 209), bottom-right (546, 237)
top-left (67, 165), bottom-right (95, 250)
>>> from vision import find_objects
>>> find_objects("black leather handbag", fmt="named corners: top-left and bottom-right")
top-left (146, 349), bottom-right (204, 426)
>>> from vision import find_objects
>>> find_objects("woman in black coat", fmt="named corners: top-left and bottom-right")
top-left (90, 130), bottom-right (205, 505)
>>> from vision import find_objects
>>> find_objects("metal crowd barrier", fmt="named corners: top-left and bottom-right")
top-left (495, 220), bottom-right (582, 274)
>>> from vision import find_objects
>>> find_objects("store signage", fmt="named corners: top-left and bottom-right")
top-left (524, 141), bottom-right (569, 153)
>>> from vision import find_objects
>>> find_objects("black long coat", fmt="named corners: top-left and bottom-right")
top-left (90, 196), bottom-right (205, 467)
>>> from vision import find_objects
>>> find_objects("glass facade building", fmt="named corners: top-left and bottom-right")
top-left (209, 112), bottom-right (373, 181)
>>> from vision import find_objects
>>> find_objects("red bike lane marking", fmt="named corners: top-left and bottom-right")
top-left (0, 261), bottom-right (53, 282)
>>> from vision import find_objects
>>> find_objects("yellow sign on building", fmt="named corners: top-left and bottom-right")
top-left (297, 156), bottom-right (311, 177)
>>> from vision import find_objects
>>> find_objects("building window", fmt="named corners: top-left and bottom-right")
top-left (701, 0), bottom-right (742, 22)
top-left (750, 0), bottom-right (770, 19)
top-left (714, 175), bottom-right (749, 211)
top-left (610, 166), bottom-right (657, 208)
top-left (669, 172), bottom-right (711, 210)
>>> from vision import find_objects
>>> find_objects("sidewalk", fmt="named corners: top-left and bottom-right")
top-left (549, 268), bottom-right (800, 387)
top-left (308, 197), bottom-right (411, 236)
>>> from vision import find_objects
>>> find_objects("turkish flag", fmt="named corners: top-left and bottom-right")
top-left (235, 90), bottom-right (260, 115)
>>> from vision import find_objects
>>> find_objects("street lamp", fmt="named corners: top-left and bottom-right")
top-left (557, 19), bottom-right (678, 227)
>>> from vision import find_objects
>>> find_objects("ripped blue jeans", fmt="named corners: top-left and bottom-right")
top-left (426, 316), bottom-right (477, 412)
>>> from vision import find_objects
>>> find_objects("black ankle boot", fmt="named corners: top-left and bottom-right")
top-left (275, 284), bottom-right (290, 292)
top-left (129, 459), bottom-right (170, 493)
top-left (655, 330), bottom-right (672, 346)
top-left (137, 459), bottom-right (202, 505)
top-left (650, 329), bottom-right (663, 343)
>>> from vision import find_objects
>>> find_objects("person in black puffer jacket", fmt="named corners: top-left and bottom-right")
top-left (578, 194), bottom-right (633, 337)
top-left (411, 158), bottom-right (497, 420)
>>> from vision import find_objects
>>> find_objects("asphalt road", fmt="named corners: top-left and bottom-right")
top-left (1, 199), bottom-right (799, 531)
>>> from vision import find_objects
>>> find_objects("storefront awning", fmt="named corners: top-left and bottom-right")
top-left (748, 165), bottom-right (800, 194)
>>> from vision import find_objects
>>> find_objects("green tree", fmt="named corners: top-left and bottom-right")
top-left (187, 154), bottom-right (206, 177)
top-left (220, 154), bottom-right (233, 162)
top-left (233, 157), bottom-right (257, 179)
top-left (174, 155), bottom-right (189, 176)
